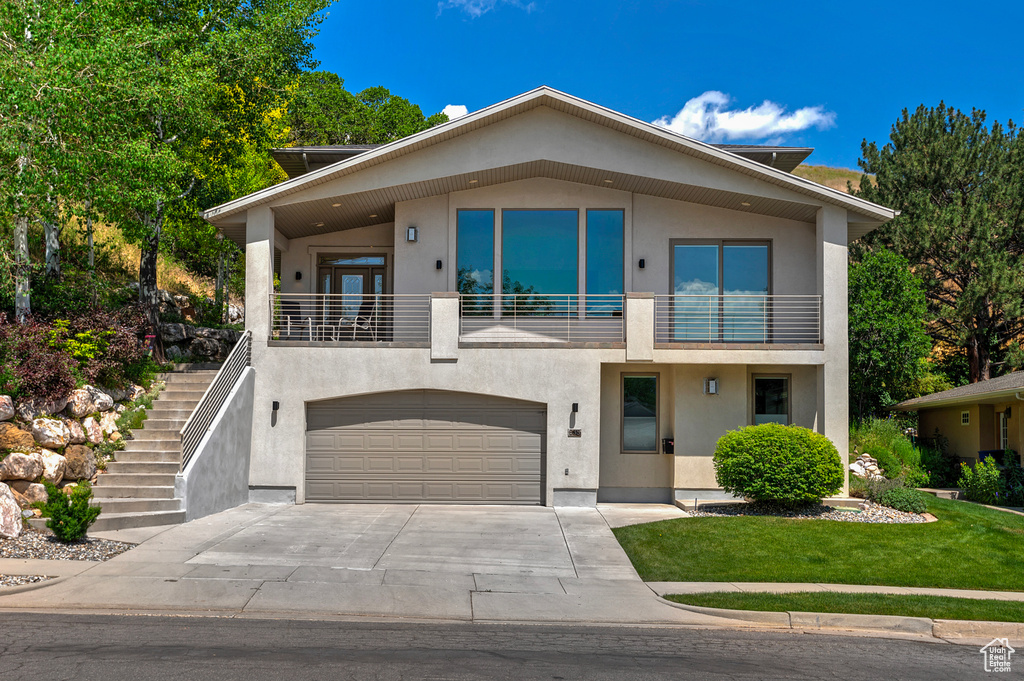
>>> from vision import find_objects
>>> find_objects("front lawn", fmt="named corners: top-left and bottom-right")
top-left (665, 592), bottom-right (1024, 623)
top-left (613, 497), bottom-right (1024, 591)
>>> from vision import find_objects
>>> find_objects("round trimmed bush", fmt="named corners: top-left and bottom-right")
top-left (879, 486), bottom-right (927, 514)
top-left (713, 423), bottom-right (844, 507)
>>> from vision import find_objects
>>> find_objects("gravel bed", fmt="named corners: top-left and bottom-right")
top-left (0, 574), bottom-right (56, 589)
top-left (0, 529), bottom-right (135, 561)
top-left (690, 500), bottom-right (927, 524)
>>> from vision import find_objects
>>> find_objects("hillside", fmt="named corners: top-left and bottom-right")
top-left (791, 165), bottom-right (872, 193)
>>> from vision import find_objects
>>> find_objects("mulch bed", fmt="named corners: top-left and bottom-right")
top-left (689, 500), bottom-right (928, 524)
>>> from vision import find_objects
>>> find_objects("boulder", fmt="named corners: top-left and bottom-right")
top-left (0, 482), bottom-right (21, 538)
top-left (100, 385), bottom-right (130, 402)
top-left (63, 418), bottom-right (87, 445)
top-left (9, 480), bottom-right (47, 506)
top-left (0, 451), bottom-right (44, 481)
top-left (189, 336), bottom-right (223, 359)
top-left (82, 417), bottom-right (103, 444)
top-left (0, 422), bottom-right (35, 451)
top-left (32, 418), bottom-right (70, 449)
top-left (39, 450), bottom-right (66, 485)
top-left (227, 304), bottom-right (244, 324)
top-left (109, 431), bottom-right (122, 443)
top-left (165, 344), bottom-right (186, 361)
top-left (0, 395), bottom-right (13, 421)
top-left (114, 404), bottom-right (126, 414)
top-left (195, 327), bottom-right (234, 342)
top-left (128, 384), bottom-right (146, 401)
top-left (66, 385), bottom-right (115, 418)
top-left (17, 396), bottom-right (69, 421)
top-left (63, 445), bottom-right (97, 481)
top-left (159, 323), bottom-right (195, 344)
top-left (60, 481), bottom-right (78, 496)
top-left (99, 412), bottom-right (119, 436)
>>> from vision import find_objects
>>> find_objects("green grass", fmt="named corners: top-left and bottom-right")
top-left (613, 497), bottom-right (1024, 591)
top-left (665, 592), bottom-right (1024, 623)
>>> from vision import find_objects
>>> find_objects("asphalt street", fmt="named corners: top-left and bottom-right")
top-left (0, 614), bottom-right (989, 681)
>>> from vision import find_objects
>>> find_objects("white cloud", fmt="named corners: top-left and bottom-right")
top-left (653, 91), bottom-right (836, 143)
top-left (442, 104), bottom-right (469, 120)
top-left (437, 0), bottom-right (535, 18)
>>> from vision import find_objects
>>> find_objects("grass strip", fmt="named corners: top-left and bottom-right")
top-left (665, 591), bottom-right (1024, 623)
top-left (613, 497), bottom-right (1024, 590)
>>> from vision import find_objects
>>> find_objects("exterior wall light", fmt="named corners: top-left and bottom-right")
top-left (436, 260), bottom-right (443, 270)
top-left (272, 401), bottom-right (280, 411)
top-left (406, 226), bottom-right (418, 242)
top-left (704, 378), bottom-right (718, 395)
top-left (638, 258), bottom-right (645, 269)
top-left (572, 402), bottom-right (579, 413)
top-left (295, 271), bottom-right (302, 281)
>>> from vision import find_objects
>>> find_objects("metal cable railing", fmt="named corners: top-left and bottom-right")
top-left (459, 294), bottom-right (624, 343)
top-left (270, 293), bottom-right (431, 343)
top-left (654, 294), bottom-right (822, 344)
top-left (179, 330), bottom-right (251, 471)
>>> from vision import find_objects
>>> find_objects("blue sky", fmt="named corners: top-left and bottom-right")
top-left (313, 0), bottom-right (1024, 169)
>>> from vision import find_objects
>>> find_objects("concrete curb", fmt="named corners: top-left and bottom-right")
top-left (655, 595), bottom-right (1023, 641)
top-left (0, 575), bottom-right (71, 596)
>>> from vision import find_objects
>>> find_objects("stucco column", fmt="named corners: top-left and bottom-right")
top-left (817, 205), bottom-right (850, 495)
top-left (430, 292), bottom-right (459, 361)
top-left (245, 205), bottom-right (275, 341)
top-left (625, 293), bottom-right (654, 361)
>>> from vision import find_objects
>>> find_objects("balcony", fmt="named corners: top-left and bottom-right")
top-left (459, 294), bottom-right (625, 346)
top-left (266, 293), bottom-right (823, 351)
top-left (654, 294), bottom-right (822, 347)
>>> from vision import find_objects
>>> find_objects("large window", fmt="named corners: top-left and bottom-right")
top-left (501, 210), bottom-right (578, 295)
top-left (457, 210), bottom-right (495, 295)
top-left (622, 374), bottom-right (658, 453)
top-left (586, 210), bottom-right (624, 315)
top-left (753, 376), bottom-right (789, 425)
top-left (671, 241), bottom-right (770, 341)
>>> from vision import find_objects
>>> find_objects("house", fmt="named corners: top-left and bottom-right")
top-left (893, 371), bottom-right (1024, 466)
top-left (201, 86), bottom-right (895, 507)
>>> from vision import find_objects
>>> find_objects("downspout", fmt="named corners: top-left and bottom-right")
top-left (302, 153), bottom-right (310, 173)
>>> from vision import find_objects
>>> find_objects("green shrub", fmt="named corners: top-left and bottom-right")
top-left (920, 436), bottom-right (960, 487)
top-left (864, 445), bottom-right (901, 478)
top-left (861, 476), bottom-right (905, 504)
top-left (38, 481), bottom-right (101, 542)
top-left (713, 423), bottom-right (843, 507)
top-left (880, 486), bottom-right (927, 513)
top-left (1001, 458), bottom-right (1024, 507)
top-left (958, 458), bottom-right (1002, 505)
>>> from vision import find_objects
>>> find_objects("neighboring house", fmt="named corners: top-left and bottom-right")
top-left (202, 86), bottom-right (895, 507)
top-left (893, 372), bottom-right (1024, 466)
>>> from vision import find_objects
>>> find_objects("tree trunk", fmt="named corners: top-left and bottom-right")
top-left (87, 214), bottom-right (96, 308)
top-left (966, 336), bottom-right (992, 383)
top-left (13, 215), bottom-right (31, 322)
top-left (42, 219), bottom-right (60, 281)
top-left (139, 209), bottom-right (166, 364)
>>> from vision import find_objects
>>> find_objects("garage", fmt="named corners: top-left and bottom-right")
top-left (305, 390), bottom-right (546, 503)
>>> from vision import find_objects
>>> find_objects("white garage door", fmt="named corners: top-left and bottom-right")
top-left (305, 390), bottom-right (545, 503)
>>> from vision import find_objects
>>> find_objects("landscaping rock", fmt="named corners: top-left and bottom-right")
top-left (128, 384), bottom-right (146, 401)
top-left (114, 404), bottom-right (126, 414)
top-left (99, 412), bottom-right (118, 436)
top-left (0, 483), bottom-right (21, 538)
top-left (109, 431), bottom-right (122, 442)
top-left (0, 395), bottom-right (13, 422)
top-left (189, 336), bottom-right (223, 359)
top-left (227, 304), bottom-right (244, 324)
top-left (32, 418), bottom-right (70, 449)
top-left (849, 452), bottom-right (885, 481)
top-left (9, 480), bottom-right (47, 506)
top-left (159, 323), bottom-right (195, 344)
top-left (60, 481), bottom-right (78, 496)
top-left (63, 417), bottom-right (87, 445)
top-left (0, 451), bottom-right (44, 481)
top-left (39, 450), bottom-right (66, 485)
top-left (82, 417), bottom-right (103, 444)
top-left (63, 445), bottom-right (97, 481)
top-left (0, 422), bottom-right (35, 451)
top-left (17, 396), bottom-right (70, 421)
top-left (66, 385), bottom-right (115, 418)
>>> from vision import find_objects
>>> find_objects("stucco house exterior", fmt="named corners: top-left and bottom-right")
top-left (202, 86), bottom-right (895, 507)
top-left (893, 371), bottom-right (1024, 466)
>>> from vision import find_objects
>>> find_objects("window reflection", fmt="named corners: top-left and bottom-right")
top-left (502, 210), bottom-right (578, 295)
top-left (586, 210), bottom-right (624, 316)
top-left (623, 375), bottom-right (658, 452)
top-left (754, 377), bottom-right (789, 424)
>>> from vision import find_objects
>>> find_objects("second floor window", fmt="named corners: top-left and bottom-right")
top-left (457, 209), bottom-right (495, 295)
top-left (502, 210), bottom-right (578, 295)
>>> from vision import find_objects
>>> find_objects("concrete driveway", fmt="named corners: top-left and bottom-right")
top-left (0, 503), bottom-right (738, 625)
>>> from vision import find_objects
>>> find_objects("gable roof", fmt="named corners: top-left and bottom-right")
top-left (892, 372), bottom-right (1024, 411)
top-left (270, 142), bottom-right (814, 180)
top-left (204, 86), bottom-right (894, 233)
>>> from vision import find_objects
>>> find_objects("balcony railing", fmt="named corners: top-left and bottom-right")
top-left (459, 294), bottom-right (624, 344)
top-left (654, 294), bottom-right (822, 345)
top-left (271, 293), bottom-right (431, 344)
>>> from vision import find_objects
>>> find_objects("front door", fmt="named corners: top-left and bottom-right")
top-left (316, 255), bottom-right (387, 338)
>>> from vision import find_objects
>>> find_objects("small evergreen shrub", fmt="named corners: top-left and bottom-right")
top-left (958, 458), bottom-right (1002, 505)
top-left (1001, 457), bottom-right (1024, 507)
top-left (880, 486), bottom-right (927, 514)
top-left (38, 481), bottom-right (101, 542)
top-left (920, 436), bottom-right (960, 487)
top-left (713, 423), bottom-right (843, 507)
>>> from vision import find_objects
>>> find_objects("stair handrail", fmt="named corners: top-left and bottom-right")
top-left (178, 330), bottom-right (252, 472)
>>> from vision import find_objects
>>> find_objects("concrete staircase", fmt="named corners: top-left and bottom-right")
top-left (90, 366), bottom-right (219, 531)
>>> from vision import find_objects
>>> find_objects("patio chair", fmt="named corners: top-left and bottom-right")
top-left (280, 300), bottom-right (312, 341)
